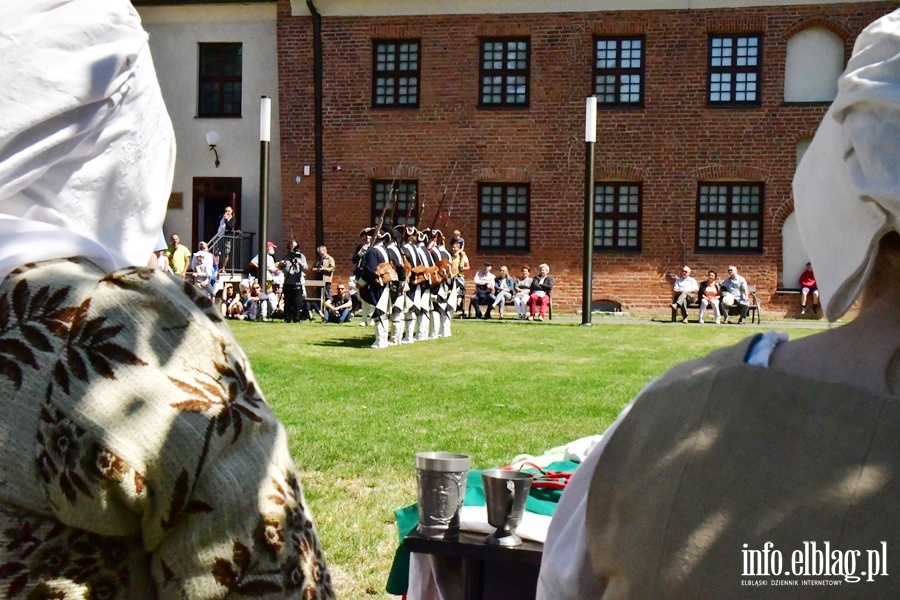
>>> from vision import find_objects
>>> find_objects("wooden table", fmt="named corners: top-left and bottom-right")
top-left (404, 530), bottom-right (543, 600)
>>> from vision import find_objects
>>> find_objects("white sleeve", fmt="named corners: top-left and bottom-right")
top-left (536, 401), bottom-right (634, 600)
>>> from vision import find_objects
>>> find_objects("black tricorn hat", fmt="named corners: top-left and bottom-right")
top-left (393, 224), bottom-right (418, 238)
top-left (359, 226), bottom-right (377, 238)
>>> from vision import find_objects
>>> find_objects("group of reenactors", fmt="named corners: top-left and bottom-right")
top-left (355, 223), bottom-right (458, 349)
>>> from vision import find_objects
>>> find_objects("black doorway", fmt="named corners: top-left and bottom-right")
top-left (192, 177), bottom-right (242, 246)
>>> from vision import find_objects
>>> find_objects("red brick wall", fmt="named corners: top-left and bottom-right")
top-left (276, 1), bottom-right (895, 315)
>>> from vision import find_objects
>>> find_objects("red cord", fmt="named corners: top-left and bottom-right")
top-left (515, 462), bottom-right (573, 490)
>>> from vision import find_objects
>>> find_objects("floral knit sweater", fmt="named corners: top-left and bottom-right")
top-left (0, 259), bottom-right (333, 598)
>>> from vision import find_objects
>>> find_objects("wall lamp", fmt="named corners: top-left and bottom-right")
top-left (206, 130), bottom-right (221, 168)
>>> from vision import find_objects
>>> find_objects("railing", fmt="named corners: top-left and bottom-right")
top-left (208, 230), bottom-right (255, 279)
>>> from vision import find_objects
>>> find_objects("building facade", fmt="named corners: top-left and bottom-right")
top-left (277, 0), bottom-right (896, 315)
top-left (136, 0), bottom-right (283, 261)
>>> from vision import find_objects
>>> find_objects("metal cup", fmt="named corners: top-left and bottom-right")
top-left (415, 452), bottom-right (471, 539)
top-left (481, 469), bottom-right (533, 547)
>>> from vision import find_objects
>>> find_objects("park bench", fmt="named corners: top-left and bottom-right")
top-left (670, 286), bottom-right (761, 324)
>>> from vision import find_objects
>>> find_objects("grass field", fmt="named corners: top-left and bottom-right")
top-left (230, 315), bottom-right (825, 599)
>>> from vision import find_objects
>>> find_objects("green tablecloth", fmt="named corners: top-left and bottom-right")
top-left (385, 461), bottom-right (578, 596)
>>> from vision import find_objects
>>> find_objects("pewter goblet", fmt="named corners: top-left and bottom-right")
top-left (416, 452), bottom-right (471, 539)
top-left (481, 469), bottom-right (533, 546)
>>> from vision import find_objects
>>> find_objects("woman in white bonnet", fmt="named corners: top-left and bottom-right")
top-left (0, 1), bottom-right (333, 597)
top-left (537, 9), bottom-right (900, 598)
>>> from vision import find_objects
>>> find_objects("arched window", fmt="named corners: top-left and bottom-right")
top-left (784, 27), bottom-right (843, 103)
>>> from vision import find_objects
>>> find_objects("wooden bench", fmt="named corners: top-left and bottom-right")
top-left (670, 298), bottom-right (701, 322)
top-left (670, 286), bottom-right (761, 324)
top-left (468, 294), bottom-right (552, 320)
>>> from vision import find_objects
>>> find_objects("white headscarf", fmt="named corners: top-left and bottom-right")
top-left (794, 9), bottom-right (900, 321)
top-left (0, 0), bottom-right (175, 283)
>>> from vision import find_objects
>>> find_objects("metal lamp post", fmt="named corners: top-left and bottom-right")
top-left (582, 96), bottom-right (597, 327)
top-left (257, 96), bottom-right (271, 321)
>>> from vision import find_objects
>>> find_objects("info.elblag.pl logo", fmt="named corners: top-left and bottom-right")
top-left (741, 541), bottom-right (889, 586)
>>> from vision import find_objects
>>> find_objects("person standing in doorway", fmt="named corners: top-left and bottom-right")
top-left (216, 205), bottom-right (238, 273)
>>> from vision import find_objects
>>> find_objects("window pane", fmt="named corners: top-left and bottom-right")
top-left (696, 183), bottom-right (763, 252)
top-left (198, 43), bottom-right (242, 117)
top-left (372, 180), bottom-right (418, 230)
top-left (373, 40), bottom-right (420, 107)
top-left (709, 34), bottom-right (762, 105)
top-left (481, 38), bottom-right (529, 106)
top-left (594, 36), bottom-right (643, 105)
top-left (477, 184), bottom-right (530, 250)
top-left (593, 182), bottom-right (642, 250)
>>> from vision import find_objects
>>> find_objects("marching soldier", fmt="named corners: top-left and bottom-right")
top-left (413, 228), bottom-right (436, 341)
top-left (397, 224), bottom-right (421, 344)
top-left (384, 228), bottom-right (409, 345)
top-left (426, 229), bottom-right (454, 338)
top-left (358, 227), bottom-right (394, 348)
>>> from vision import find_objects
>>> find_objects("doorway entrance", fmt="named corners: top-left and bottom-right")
top-left (192, 177), bottom-right (242, 246)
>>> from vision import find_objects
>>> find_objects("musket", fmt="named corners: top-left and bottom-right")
top-left (377, 158), bottom-right (404, 232)
top-left (442, 179), bottom-right (462, 231)
top-left (417, 191), bottom-right (425, 232)
top-left (389, 186), bottom-right (399, 228)
top-left (405, 190), bottom-right (416, 227)
top-left (431, 161), bottom-right (459, 229)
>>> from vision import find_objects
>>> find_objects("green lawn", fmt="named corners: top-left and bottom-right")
top-left (230, 315), bottom-right (823, 599)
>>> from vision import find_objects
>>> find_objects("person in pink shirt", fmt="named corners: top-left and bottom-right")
top-left (799, 261), bottom-right (819, 315)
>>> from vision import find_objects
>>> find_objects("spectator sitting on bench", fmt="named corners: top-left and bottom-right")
top-left (720, 265), bottom-right (750, 324)
top-left (697, 269), bottom-right (722, 324)
top-left (471, 262), bottom-right (496, 319)
top-left (799, 262), bottom-right (820, 315)
top-left (491, 265), bottom-right (515, 318)
top-left (528, 263), bottom-right (554, 321)
top-left (670, 265), bottom-right (699, 323)
top-left (513, 265), bottom-right (533, 320)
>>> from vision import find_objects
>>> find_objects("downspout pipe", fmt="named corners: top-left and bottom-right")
top-left (307, 0), bottom-right (324, 247)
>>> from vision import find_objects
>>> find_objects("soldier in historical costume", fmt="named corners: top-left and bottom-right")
top-left (358, 227), bottom-right (395, 348)
top-left (397, 224), bottom-right (422, 344)
top-left (384, 228), bottom-right (409, 345)
top-left (426, 229), bottom-right (455, 338)
top-left (353, 229), bottom-right (375, 326)
top-left (413, 228), bottom-right (436, 341)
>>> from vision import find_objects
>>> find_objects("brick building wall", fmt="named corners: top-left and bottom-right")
top-left (276, 1), bottom-right (895, 315)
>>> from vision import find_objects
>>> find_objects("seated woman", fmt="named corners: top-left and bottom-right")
top-left (527, 263), bottom-right (554, 321)
top-left (697, 268), bottom-right (721, 324)
top-left (536, 11), bottom-right (900, 597)
top-left (513, 265), bottom-right (533, 319)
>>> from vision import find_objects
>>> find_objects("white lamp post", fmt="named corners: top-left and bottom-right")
top-left (582, 96), bottom-right (597, 326)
